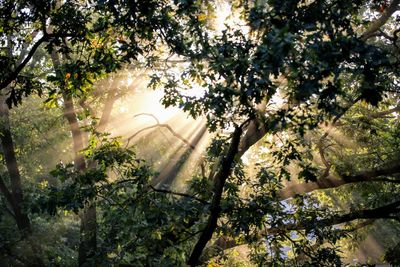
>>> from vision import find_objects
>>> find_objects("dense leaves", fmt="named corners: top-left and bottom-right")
top-left (0, 0), bottom-right (399, 266)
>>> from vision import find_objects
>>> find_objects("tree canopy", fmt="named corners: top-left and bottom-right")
top-left (0, 0), bottom-right (399, 266)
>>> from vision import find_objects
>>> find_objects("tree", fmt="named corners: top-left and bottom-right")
top-left (1, 0), bottom-right (400, 266)
top-left (151, 0), bottom-right (400, 265)
top-left (0, 95), bottom-right (71, 266)
top-left (0, 0), bottom-right (203, 265)
top-left (55, 0), bottom-right (399, 264)
top-left (0, 95), bottom-right (45, 266)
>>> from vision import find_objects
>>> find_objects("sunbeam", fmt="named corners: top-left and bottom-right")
top-left (92, 70), bottom-right (211, 190)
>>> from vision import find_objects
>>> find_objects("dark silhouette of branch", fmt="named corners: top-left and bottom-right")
top-left (265, 217), bottom-right (377, 236)
top-left (216, 202), bottom-right (395, 252)
top-left (127, 113), bottom-right (195, 150)
top-left (188, 126), bottom-right (242, 266)
top-left (0, 35), bottom-right (47, 90)
top-left (0, 32), bottom-right (78, 91)
top-left (361, 0), bottom-right (400, 41)
top-left (149, 185), bottom-right (208, 205)
top-left (311, 199), bottom-right (400, 228)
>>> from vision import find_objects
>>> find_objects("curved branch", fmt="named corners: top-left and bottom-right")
top-left (0, 31), bottom-right (86, 91)
top-left (132, 113), bottom-right (160, 124)
top-left (0, 35), bottom-right (47, 90)
top-left (127, 115), bottom-right (195, 150)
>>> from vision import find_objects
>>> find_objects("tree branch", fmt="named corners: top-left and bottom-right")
top-left (149, 185), bottom-right (208, 205)
top-left (127, 115), bottom-right (196, 150)
top-left (132, 112), bottom-right (160, 124)
top-left (97, 91), bottom-right (117, 131)
top-left (265, 217), bottom-right (377, 236)
top-left (312, 199), bottom-right (400, 227)
top-left (368, 104), bottom-right (400, 119)
top-left (280, 160), bottom-right (400, 198)
top-left (187, 126), bottom-right (242, 266)
top-left (0, 35), bottom-right (47, 90)
top-left (0, 30), bottom-right (88, 91)
top-left (216, 203), bottom-right (392, 252)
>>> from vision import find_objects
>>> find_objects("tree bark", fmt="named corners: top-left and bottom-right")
top-left (361, 0), bottom-right (400, 41)
top-left (0, 96), bottom-right (31, 233)
top-left (50, 51), bottom-right (97, 266)
top-left (280, 160), bottom-right (400, 198)
top-left (0, 94), bottom-right (44, 266)
top-left (187, 126), bottom-right (242, 266)
top-left (64, 93), bottom-right (97, 266)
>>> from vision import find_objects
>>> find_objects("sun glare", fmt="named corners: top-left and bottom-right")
top-left (96, 70), bottom-right (211, 189)
top-left (211, 0), bottom-right (249, 36)
top-left (214, 1), bottom-right (232, 32)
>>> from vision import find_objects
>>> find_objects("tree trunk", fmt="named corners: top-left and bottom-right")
top-left (63, 92), bottom-right (97, 266)
top-left (78, 201), bottom-right (97, 266)
top-left (50, 50), bottom-right (98, 266)
top-left (0, 94), bottom-right (44, 266)
top-left (188, 126), bottom-right (242, 266)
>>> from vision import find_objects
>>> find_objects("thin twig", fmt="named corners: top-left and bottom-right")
top-left (149, 185), bottom-right (208, 205)
top-left (317, 97), bottom-right (361, 177)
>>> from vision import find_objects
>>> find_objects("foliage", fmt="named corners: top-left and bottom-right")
top-left (151, 0), bottom-right (400, 265)
top-left (0, 0), bottom-right (400, 266)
